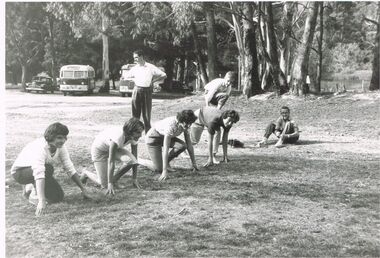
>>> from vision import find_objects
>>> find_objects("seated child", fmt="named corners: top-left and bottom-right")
top-left (257, 106), bottom-right (299, 148)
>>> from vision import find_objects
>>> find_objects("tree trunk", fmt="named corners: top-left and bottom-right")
top-left (177, 56), bottom-right (185, 84)
top-left (21, 64), bottom-right (27, 91)
top-left (316, 2), bottom-right (324, 93)
top-left (100, 5), bottom-right (110, 93)
top-left (279, 2), bottom-right (294, 76)
top-left (265, 2), bottom-right (288, 95)
top-left (242, 3), bottom-right (261, 97)
top-left (230, 3), bottom-right (244, 91)
top-left (204, 3), bottom-right (217, 81)
top-left (291, 2), bottom-right (319, 96)
top-left (47, 15), bottom-right (57, 87)
top-left (163, 56), bottom-right (174, 91)
top-left (369, 3), bottom-right (380, 91)
top-left (191, 22), bottom-right (208, 90)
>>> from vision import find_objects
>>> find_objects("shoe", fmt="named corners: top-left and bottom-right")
top-left (28, 192), bottom-right (39, 206)
top-left (257, 139), bottom-right (268, 147)
top-left (79, 173), bottom-right (88, 184)
top-left (22, 184), bottom-right (34, 199)
top-left (275, 141), bottom-right (285, 148)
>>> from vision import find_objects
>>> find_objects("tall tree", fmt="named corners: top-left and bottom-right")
top-left (315, 2), bottom-right (324, 93)
top-left (368, 2), bottom-right (380, 91)
top-left (204, 3), bottom-right (217, 81)
top-left (291, 2), bottom-right (319, 96)
top-left (259, 2), bottom-right (288, 95)
top-left (6, 2), bottom-right (46, 90)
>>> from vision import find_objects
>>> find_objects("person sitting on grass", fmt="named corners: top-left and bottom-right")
top-left (190, 106), bottom-right (240, 167)
top-left (144, 110), bottom-right (199, 182)
top-left (10, 122), bottom-right (95, 217)
top-left (204, 71), bottom-right (236, 110)
top-left (82, 118), bottom-right (144, 196)
top-left (257, 106), bottom-right (300, 148)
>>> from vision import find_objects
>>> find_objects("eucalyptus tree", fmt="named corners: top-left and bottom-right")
top-left (172, 2), bottom-right (209, 89)
top-left (6, 2), bottom-right (46, 90)
top-left (214, 2), bottom-right (260, 97)
top-left (47, 2), bottom-right (134, 92)
top-left (291, 2), bottom-right (319, 96)
top-left (366, 2), bottom-right (379, 91)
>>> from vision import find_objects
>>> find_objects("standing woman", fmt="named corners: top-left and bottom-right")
top-left (10, 122), bottom-right (94, 216)
top-left (145, 110), bottom-right (198, 181)
top-left (82, 118), bottom-right (144, 195)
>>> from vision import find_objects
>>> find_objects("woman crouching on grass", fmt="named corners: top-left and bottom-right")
top-left (82, 118), bottom-right (144, 195)
top-left (10, 122), bottom-right (95, 217)
top-left (143, 110), bottom-right (199, 181)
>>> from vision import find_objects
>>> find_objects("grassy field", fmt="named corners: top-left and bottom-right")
top-left (5, 89), bottom-right (380, 257)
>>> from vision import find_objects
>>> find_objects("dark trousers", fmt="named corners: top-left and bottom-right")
top-left (132, 87), bottom-right (152, 133)
top-left (12, 164), bottom-right (64, 203)
top-left (209, 93), bottom-right (229, 108)
top-left (264, 122), bottom-right (299, 144)
top-left (146, 129), bottom-right (187, 172)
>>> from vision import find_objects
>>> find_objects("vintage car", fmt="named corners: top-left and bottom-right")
top-left (26, 72), bottom-right (55, 93)
top-left (119, 64), bottom-right (135, 97)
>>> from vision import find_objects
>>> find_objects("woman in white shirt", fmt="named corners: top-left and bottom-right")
top-left (11, 122), bottom-right (93, 216)
top-left (82, 118), bottom-right (144, 195)
top-left (145, 110), bottom-right (199, 181)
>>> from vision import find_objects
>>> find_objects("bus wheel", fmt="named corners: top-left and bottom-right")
top-left (63, 92), bottom-right (67, 96)
top-left (51, 90), bottom-right (54, 93)
top-left (127, 93), bottom-right (132, 97)
top-left (121, 93), bottom-right (126, 97)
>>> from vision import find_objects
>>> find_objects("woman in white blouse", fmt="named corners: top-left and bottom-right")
top-left (11, 122), bottom-right (94, 216)
top-left (82, 118), bottom-right (144, 195)
top-left (144, 110), bottom-right (199, 181)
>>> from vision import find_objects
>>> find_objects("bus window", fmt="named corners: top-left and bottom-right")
top-left (62, 71), bottom-right (74, 78)
top-left (74, 71), bottom-right (87, 78)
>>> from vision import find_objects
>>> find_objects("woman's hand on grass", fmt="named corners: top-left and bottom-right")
top-left (203, 159), bottom-right (214, 167)
top-left (35, 200), bottom-right (46, 217)
top-left (133, 179), bottom-right (141, 189)
top-left (106, 183), bottom-right (115, 196)
top-left (158, 171), bottom-right (167, 182)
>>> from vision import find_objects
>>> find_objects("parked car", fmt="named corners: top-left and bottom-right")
top-left (119, 64), bottom-right (135, 97)
top-left (26, 72), bottom-right (56, 93)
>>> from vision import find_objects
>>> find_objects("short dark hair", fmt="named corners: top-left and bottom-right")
top-left (281, 106), bottom-right (290, 112)
top-left (177, 110), bottom-right (197, 124)
top-left (133, 49), bottom-right (144, 57)
top-left (44, 122), bottom-right (69, 142)
top-left (221, 110), bottom-right (240, 123)
top-left (123, 117), bottom-right (144, 136)
top-left (225, 71), bottom-right (236, 81)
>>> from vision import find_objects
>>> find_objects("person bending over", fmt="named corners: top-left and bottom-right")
top-left (204, 71), bottom-right (236, 110)
top-left (190, 106), bottom-right (240, 167)
top-left (82, 118), bottom-right (144, 195)
top-left (144, 110), bottom-right (198, 181)
top-left (257, 106), bottom-right (299, 148)
top-left (10, 122), bottom-right (94, 216)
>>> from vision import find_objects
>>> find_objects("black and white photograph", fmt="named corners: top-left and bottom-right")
top-left (3, 1), bottom-right (380, 257)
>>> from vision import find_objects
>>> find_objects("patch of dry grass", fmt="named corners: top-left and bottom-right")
top-left (5, 89), bottom-right (380, 257)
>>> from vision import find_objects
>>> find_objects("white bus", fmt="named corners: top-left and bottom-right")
top-left (59, 65), bottom-right (95, 96)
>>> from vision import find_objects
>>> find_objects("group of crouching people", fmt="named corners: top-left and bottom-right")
top-left (10, 71), bottom-right (299, 216)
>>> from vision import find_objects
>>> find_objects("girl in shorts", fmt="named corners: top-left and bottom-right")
top-left (144, 110), bottom-right (199, 181)
top-left (83, 118), bottom-right (144, 195)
